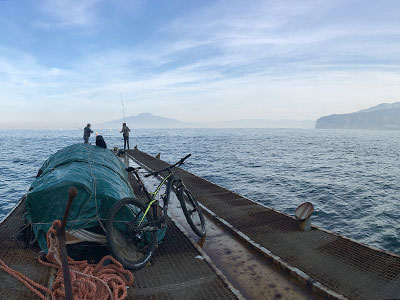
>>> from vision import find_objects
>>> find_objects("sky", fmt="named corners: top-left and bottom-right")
top-left (0, 0), bottom-right (399, 129)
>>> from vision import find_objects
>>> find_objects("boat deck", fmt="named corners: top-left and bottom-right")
top-left (0, 198), bottom-right (239, 300)
top-left (125, 160), bottom-right (240, 299)
top-left (127, 148), bottom-right (400, 300)
top-left (0, 178), bottom-right (239, 299)
top-left (0, 196), bottom-right (51, 300)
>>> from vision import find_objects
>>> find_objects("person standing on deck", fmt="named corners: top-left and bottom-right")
top-left (120, 123), bottom-right (131, 150)
top-left (83, 123), bottom-right (93, 144)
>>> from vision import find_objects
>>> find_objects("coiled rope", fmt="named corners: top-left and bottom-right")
top-left (0, 220), bottom-right (133, 300)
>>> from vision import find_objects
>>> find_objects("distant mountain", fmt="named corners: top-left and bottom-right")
top-left (358, 102), bottom-right (400, 113)
top-left (315, 102), bottom-right (400, 130)
top-left (96, 113), bottom-right (183, 129)
top-left (96, 113), bottom-right (315, 129)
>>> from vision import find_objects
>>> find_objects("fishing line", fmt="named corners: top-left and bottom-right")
top-left (120, 92), bottom-right (126, 123)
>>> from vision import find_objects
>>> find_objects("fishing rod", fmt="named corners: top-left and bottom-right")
top-left (120, 92), bottom-right (126, 123)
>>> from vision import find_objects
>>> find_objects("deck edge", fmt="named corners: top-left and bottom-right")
top-left (0, 195), bottom-right (26, 226)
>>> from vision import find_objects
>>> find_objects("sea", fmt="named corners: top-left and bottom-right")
top-left (0, 128), bottom-right (399, 254)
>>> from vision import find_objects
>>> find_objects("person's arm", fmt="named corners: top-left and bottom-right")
top-left (90, 129), bottom-right (93, 133)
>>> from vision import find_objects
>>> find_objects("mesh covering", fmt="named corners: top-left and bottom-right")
top-left (26, 144), bottom-right (136, 251)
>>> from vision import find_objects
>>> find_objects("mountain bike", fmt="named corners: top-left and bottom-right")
top-left (106, 154), bottom-right (206, 269)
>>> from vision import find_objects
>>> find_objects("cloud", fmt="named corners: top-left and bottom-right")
top-left (156, 0), bottom-right (400, 69)
top-left (0, 0), bottom-right (399, 128)
top-left (32, 0), bottom-right (146, 30)
top-left (33, 0), bottom-right (102, 29)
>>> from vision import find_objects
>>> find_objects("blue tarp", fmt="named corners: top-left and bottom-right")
top-left (26, 143), bottom-right (136, 251)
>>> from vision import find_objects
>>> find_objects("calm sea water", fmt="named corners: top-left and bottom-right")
top-left (0, 128), bottom-right (399, 254)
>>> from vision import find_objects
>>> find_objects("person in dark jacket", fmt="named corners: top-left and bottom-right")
top-left (95, 135), bottom-right (107, 149)
top-left (120, 123), bottom-right (131, 150)
top-left (83, 123), bottom-right (93, 143)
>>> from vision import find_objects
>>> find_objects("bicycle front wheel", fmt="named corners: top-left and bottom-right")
top-left (177, 188), bottom-right (206, 237)
top-left (106, 197), bottom-right (157, 269)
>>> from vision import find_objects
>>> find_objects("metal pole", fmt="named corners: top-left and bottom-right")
top-left (57, 187), bottom-right (78, 300)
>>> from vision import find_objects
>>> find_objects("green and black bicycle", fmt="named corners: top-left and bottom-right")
top-left (106, 154), bottom-right (206, 269)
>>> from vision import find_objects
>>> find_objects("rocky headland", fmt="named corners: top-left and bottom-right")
top-left (315, 102), bottom-right (400, 129)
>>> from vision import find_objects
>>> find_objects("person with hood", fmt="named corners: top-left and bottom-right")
top-left (83, 123), bottom-right (93, 144)
top-left (95, 135), bottom-right (107, 149)
top-left (120, 123), bottom-right (131, 150)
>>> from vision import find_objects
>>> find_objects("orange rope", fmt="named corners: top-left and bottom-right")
top-left (0, 258), bottom-right (53, 300)
top-left (0, 220), bottom-right (133, 300)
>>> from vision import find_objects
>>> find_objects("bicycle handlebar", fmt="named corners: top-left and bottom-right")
top-left (144, 154), bottom-right (191, 178)
top-left (179, 154), bottom-right (191, 164)
top-left (125, 167), bottom-right (142, 173)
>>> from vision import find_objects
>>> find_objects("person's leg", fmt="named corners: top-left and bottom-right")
top-left (123, 136), bottom-right (127, 149)
top-left (84, 137), bottom-right (88, 143)
top-left (127, 137), bottom-right (130, 150)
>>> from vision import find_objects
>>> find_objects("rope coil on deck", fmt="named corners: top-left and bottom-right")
top-left (1, 220), bottom-right (133, 300)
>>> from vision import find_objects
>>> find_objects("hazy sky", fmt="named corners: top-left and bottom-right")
top-left (0, 0), bottom-right (399, 129)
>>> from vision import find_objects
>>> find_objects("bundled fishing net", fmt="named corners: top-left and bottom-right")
top-left (26, 143), bottom-right (136, 252)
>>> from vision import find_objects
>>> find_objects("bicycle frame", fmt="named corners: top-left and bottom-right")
top-left (137, 171), bottom-right (177, 229)
top-left (129, 153), bottom-right (191, 231)
top-left (106, 153), bottom-right (204, 270)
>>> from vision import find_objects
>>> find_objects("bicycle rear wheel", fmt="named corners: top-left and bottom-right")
top-left (106, 197), bottom-right (157, 269)
top-left (177, 188), bottom-right (206, 237)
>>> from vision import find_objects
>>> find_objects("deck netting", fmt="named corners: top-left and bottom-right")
top-left (126, 171), bottom-right (238, 300)
top-left (128, 149), bottom-right (400, 300)
top-left (0, 196), bottom-right (51, 300)
top-left (0, 163), bottom-right (238, 300)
